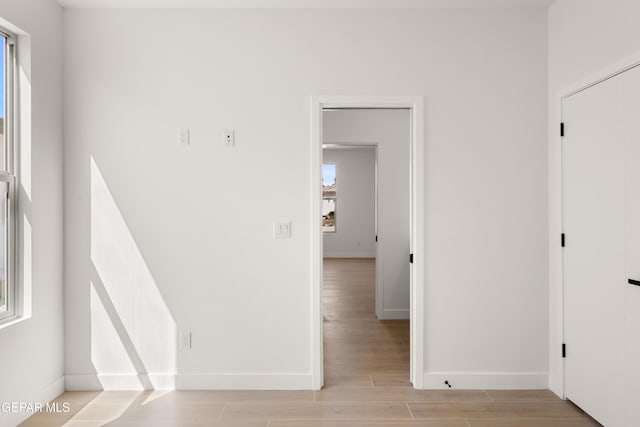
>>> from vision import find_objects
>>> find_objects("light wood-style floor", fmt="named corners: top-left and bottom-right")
top-left (21, 258), bottom-right (600, 427)
top-left (323, 258), bottom-right (410, 387)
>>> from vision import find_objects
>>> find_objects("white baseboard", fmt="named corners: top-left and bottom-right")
top-left (377, 309), bottom-right (410, 320)
top-left (65, 374), bottom-right (176, 391)
top-left (64, 374), bottom-right (312, 391)
top-left (41, 376), bottom-right (66, 401)
top-left (66, 372), bottom-right (547, 391)
top-left (4, 376), bottom-right (65, 426)
top-left (422, 372), bottom-right (549, 390)
top-left (323, 253), bottom-right (375, 258)
top-left (177, 374), bottom-right (312, 390)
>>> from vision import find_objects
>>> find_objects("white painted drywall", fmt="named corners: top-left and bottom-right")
top-left (64, 7), bottom-right (548, 389)
top-left (322, 146), bottom-right (376, 258)
top-left (0, 1), bottom-right (64, 425)
top-left (548, 0), bottom-right (640, 397)
top-left (323, 111), bottom-right (410, 319)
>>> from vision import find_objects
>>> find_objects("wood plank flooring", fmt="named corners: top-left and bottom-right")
top-left (20, 258), bottom-right (600, 426)
top-left (323, 258), bottom-right (410, 388)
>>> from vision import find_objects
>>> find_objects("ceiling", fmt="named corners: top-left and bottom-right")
top-left (57, 0), bottom-right (554, 9)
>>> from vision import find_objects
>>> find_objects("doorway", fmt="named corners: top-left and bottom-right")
top-left (310, 96), bottom-right (425, 390)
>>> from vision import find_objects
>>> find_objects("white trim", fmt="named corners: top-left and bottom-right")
top-left (177, 374), bottom-right (312, 390)
top-left (310, 98), bottom-right (323, 390)
top-left (550, 48), bottom-right (640, 400)
top-left (549, 90), bottom-right (564, 399)
top-left (311, 95), bottom-right (425, 390)
top-left (41, 376), bottom-right (65, 401)
top-left (323, 252), bottom-right (375, 258)
top-left (378, 308), bottom-right (410, 320)
top-left (65, 374), bottom-right (312, 391)
top-left (0, 28), bottom-right (19, 325)
top-left (411, 96), bottom-right (425, 389)
top-left (560, 49), bottom-right (640, 101)
top-left (423, 372), bottom-right (549, 390)
top-left (65, 374), bottom-right (176, 391)
top-left (6, 377), bottom-right (65, 426)
top-left (49, 376), bottom-right (66, 395)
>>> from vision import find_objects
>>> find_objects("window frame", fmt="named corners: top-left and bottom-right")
top-left (0, 27), bottom-right (18, 323)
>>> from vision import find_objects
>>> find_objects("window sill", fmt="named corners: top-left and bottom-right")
top-left (0, 314), bottom-right (30, 331)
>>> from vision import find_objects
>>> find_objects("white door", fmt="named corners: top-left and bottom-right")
top-left (562, 75), bottom-right (627, 426)
top-left (621, 66), bottom-right (640, 427)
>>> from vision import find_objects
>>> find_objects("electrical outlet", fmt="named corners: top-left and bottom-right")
top-left (224, 130), bottom-right (235, 147)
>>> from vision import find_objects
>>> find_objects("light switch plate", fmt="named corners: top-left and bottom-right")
top-left (179, 128), bottom-right (190, 146)
top-left (273, 221), bottom-right (291, 239)
top-left (180, 331), bottom-right (192, 350)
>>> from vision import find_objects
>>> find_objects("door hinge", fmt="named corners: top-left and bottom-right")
top-left (409, 253), bottom-right (414, 264)
top-left (561, 233), bottom-right (565, 247)
top-left (560, 122), bottom-right (565, 137)
top-left (562, 343), bottom-right (566, 358)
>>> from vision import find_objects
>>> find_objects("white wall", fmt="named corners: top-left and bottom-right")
top-left (548, 0), bottom-right (640, 397)
top-left (322, 146), bottom-right (376, 259)
top-left (0, 0), bottom-right (64, 424)
top-left (64, 7), bottom-right (548, 389)
top-left (324, 110), bottom-right (411, 320)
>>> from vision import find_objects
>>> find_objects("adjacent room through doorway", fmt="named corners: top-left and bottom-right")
top-left (321, 109), bottom-right (411, 388)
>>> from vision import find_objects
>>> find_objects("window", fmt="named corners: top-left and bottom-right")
top-left (322, 164), bottom-right (336, 233)
top-left (0, 29), bottom-right (16, 321)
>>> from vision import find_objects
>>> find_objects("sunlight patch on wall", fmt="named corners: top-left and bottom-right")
top-left (90, 157), bottom-right (176, 389)
top-left (89, 281), bottom-right (138, 377)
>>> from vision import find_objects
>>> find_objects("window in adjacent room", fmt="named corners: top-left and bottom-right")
top-left (322, 164), bottom-right (336, 233)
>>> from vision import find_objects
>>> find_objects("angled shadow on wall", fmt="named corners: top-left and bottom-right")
top-left (89, 156), bottom-right (176, 391)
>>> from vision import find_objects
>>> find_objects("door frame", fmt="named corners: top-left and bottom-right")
top-left (554, 56), bottom-right (640, 399)
top-left (310, 95), bottom-right (425, 389)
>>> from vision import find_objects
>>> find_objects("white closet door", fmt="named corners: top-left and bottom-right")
top-left (622, 66), bottom-right (640, 427)
top-left (562, 75), bottom-right (627, 427)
